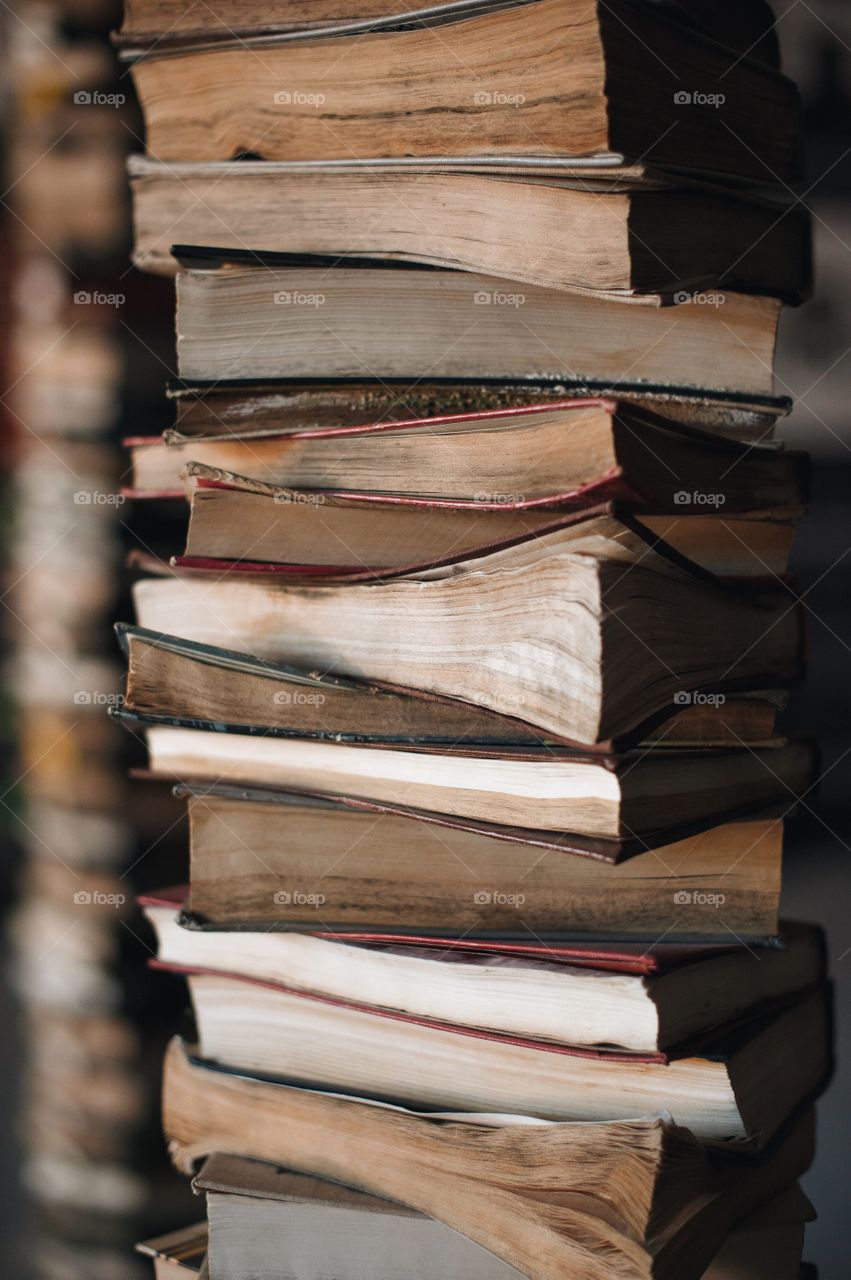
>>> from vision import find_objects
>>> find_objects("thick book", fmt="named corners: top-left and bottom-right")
top-left (132, 716), bottom-right (815, 841)
top-left (118, 625), bottom-right (788, 749)
top-left (127, 397), bottom-right (809, 511)
top-left (168, 968), bottom-right (831, 1147)
top-left (193, 1157), bottom-right (810, 1280)
top-left (163, 1038), bottom-right (816, 1280)
top-left (144, 894), bottom-right (825, 1055)
top-left (177, 471), bottom-right (804, 579)
top-left (156, 781), bottom-right (786, 939)
top-left (133, 1207), bottom-right (809, 1280)
top-left (126, 411), bottom-right (799, 507)
top-left (130, 516), bottom-right (805, 746)
top-left (128, 155), bottom-right (811, 301)
top-left (172, 251), bottom-right (782, 397)
top-left (126, 0), bottom-right (802, 185)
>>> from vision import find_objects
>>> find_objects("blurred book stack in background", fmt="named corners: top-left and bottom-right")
top-left (114, 3), bottom-right (835, 1278)
top-left (2, 2), bottom-right (190, 1276)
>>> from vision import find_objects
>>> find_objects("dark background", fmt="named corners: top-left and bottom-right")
top-left (770, 5), bottom-right (851, 1272)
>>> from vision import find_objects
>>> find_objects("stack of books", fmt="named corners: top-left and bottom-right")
top-left (115, 2), bottom-right (831, 1277)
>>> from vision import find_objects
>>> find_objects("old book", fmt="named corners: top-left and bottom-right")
top-left (144, 896), bottom-right (825, 1054)
top-left (165, 380), bottom-right (790, 443)
top-left (118, 626), bottom-right (787, 750)
top-left (163, 1038), bottom-right (816, 1280)
top-left (128, 398), bottom-right (807, 511)
top-left (130, 519), bottom-right (804, 746)
top-left (171, 969), bottom-right (831, 1146)
top-left (117, 0), bottom-right (782, 67)
top-left (126, 427), bottom-right (798, 508)
top-left (128, 156), bottom-right (811, 301)
top-left (127, 0), bottom-right (802, 184)
top-left (135, 1208), bottom-right (813, 1280)
top-left (173, 251), bottom-right (782, 397)
top-left (195, 1158), bottom-right (810, 1280)
top-left (166, 781), bottom-right (786, 939)
top-left (178, 487), bottom-right (800, 579)
top-left (178, 475), bottom-right (803, 580)
top-left (161, 395), bottom-right (805, 502)
top-left (136, 718), bottom-right (814, 840)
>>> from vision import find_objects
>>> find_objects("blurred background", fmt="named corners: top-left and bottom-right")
top-left (0, 2), bottom-right (849, 1276)
top-left (0, 3), bottom-right (192, 1276)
